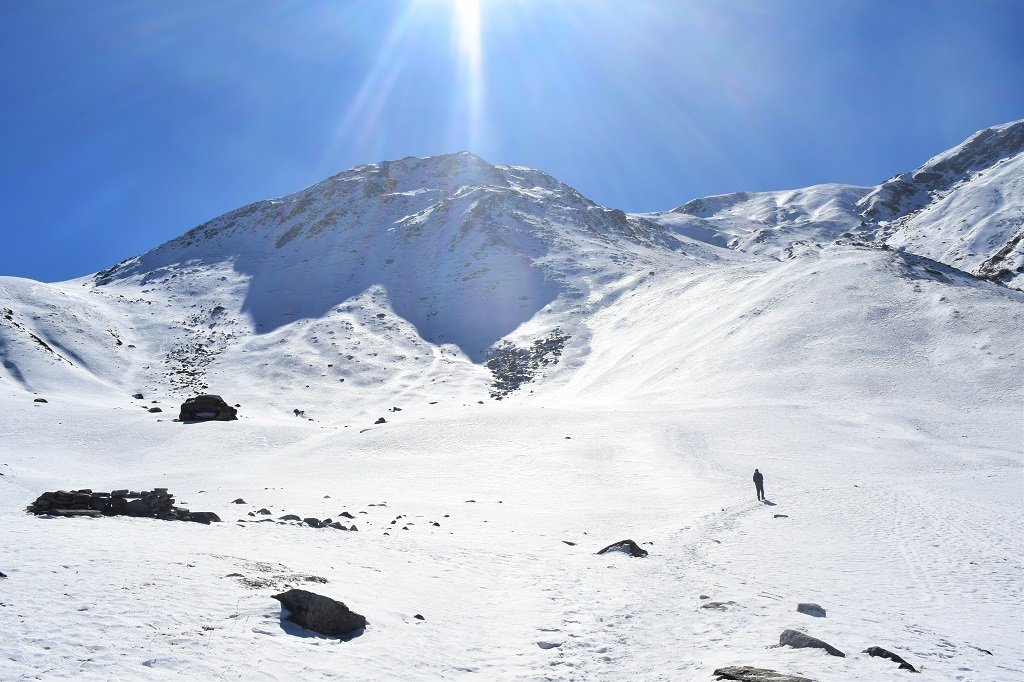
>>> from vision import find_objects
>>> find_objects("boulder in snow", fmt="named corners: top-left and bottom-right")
top-left (273, 588), bottom-right (366, 637)
top-left (713, 666), bottom-right (814, 681)
top-left (796, 603), bottom-right (826, 617)
top-left (779, 629), bottom-right (845, 657)
top-left (596, 539), bottom-right (648, 557)
top-left (178, 394), bottom-right (238, 421)
top-left (863, 646), bottom-right (918, 672)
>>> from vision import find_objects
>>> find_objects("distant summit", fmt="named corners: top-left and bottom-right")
top-left (644, 119), bottom-right (1024, 288)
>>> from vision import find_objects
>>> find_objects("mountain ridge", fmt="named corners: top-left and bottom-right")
top-left (2, 122), bottom-right (1023, 410)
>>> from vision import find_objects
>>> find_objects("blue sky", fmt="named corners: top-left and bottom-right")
top-left (1, 0), bottom-right (1022, 282)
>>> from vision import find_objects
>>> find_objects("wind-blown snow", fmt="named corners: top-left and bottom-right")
top-left (1, 128), bottom-right (1022, 680)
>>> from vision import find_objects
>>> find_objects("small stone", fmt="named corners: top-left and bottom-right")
top-left (133, 393), bottom-right (145, 399)
top-left (231, 498), bottom-right (246, 504)
top-left (375, 417), bottom-right (386, 424)
top-left (774, 514), bottom-right (789, 518)
top-left (596, 539), bottom-right (648, 558)
top-left (33, 398), bottom-right (47, 403)
top-left (863, 646), bottom-right (918, 672)
top-left (796, 603), bottom-right (826, 618)
top-left (148, 407), bottom-right (162, 413)
top-left (413, 614), bottom-right (425, 620)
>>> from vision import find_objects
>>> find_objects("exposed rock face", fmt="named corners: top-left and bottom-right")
top-left (178, 394), bottom-right (238, 421)
top-left (273, 588), bottom-right (367, 637)
top-left (713, 666), bottom-right (814, 682)
top-left (485, 329), bottom-right (570, 399)
top-left (596, 539), bottom-right (648, 558)
top-left (779, 629), bottom-right (845, 657)
top-left (863, 646), bottom-right (918, 672)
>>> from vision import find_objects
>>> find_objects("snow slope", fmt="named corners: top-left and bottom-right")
top-left (1, 127), bottom-right (1023, 681)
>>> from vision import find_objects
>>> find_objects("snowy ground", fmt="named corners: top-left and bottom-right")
top-left (2, 392), bottom-right (1020, 681)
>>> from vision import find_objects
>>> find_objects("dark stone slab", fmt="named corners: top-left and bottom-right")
top-left (779, 629), bottom-right (845, 657)
top-left (797, 603), bottom-right (826, 617)
top-left (273, 588), bottom-right (366, 638)
top-left (713, 666), bottom-right (815, 681)
top-left (597, 539), bottom-right (648, 557)
top-left (863, 646), bottom-right (918, 672)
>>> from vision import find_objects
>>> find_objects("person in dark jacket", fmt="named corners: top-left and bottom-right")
top-left (753, 468), bottom-right (765, 501)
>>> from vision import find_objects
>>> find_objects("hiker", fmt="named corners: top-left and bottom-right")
top-left (753, 468), bottom-right (765, 501)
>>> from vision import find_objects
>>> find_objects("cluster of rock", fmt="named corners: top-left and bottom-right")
top-left (26, 488), bottom-right (221, 524)
top-left (235, 507), bottom-right (359, 531)
top-left (485, 329), bottom-right (569, 399)
top-left (777, 629), bottom-right (918, 673)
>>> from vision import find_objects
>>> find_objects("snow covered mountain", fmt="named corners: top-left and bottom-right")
top-left (1, 123), bottom-right (1022, 681)
top-left (644, 119), bottom-right (1024, 289)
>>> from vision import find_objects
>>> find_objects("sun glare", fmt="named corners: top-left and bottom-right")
top-left (452, 0), bottom-right (485, 150)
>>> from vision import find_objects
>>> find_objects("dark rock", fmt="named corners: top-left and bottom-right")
top-left (280, 514), bottom-right (302, 521)
top-left (231, 498), bottom-right (246, 504)
top-left (273, 588), bottom-right (366, 637)
top-left (701, 601), bottom-right (736, 611)
top-left (303, 517), bottom-right (323, 528)
top-left (148, 407), bottom-right (162, 413)
top-left (774, 514), bottom-right (789, 518)
top-left (0, 571), bottom-right (6, 579)
top-left (124, 499), bottom-right (152, 517)
top-left (597, 539), bottom-right (648, 558)
top-left (328, 522), bottom-right (348, 530)
top-left (713, 666), bottom-right (814, 681)
top-left (133, 393), bottom-right (144, 399)
top-left (374, 417), bottom-right (386, 424)
top-left (257, 508), bottom-right (272, 515)
top-left (339, 511), bottom-right (355, 519)
top-left (562, 540), bottom-right (576, 546)
top-left (182, 511), bottom-right (221, 524)
top-left (779, 629), bottom-right (845, 657)
top-left (33, 398), bottom-right (47, 403)
top-left (413, 613), bottom-right (424, 620)
top-left (797, 603), bottom-right (826, 617)
top-left (178, 394), bottom-right (238, 421)
top-left (863, 646), bottom-right (918, 672)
